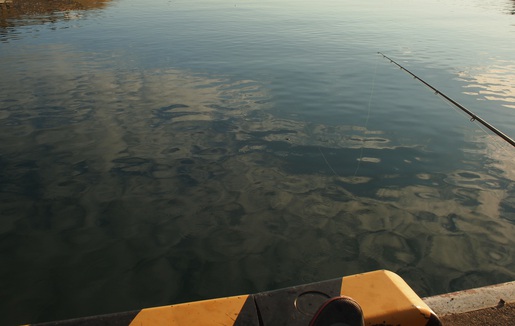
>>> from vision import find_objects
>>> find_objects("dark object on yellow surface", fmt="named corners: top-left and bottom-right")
top-left (309, 296), bottom-right (365, 326)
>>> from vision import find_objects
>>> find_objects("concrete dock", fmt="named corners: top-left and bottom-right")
top-left (423, 281), bottom-right (515, 325)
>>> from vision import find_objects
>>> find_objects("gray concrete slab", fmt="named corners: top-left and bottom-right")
top-left (423, 281), bottom-right (515, 315)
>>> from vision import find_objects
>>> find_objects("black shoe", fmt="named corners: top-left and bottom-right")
top-left (309, 296), bottom-right (365, 326)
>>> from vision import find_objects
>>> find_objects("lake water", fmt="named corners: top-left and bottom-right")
top-left (1, 0), bottom-right (515, 324)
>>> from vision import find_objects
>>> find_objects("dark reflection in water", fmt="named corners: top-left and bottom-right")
top-left (0, 0), bottom-right (111, 39)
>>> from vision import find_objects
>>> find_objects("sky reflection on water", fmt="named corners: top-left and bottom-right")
top-left (458, 63), bottom-right (515, 109)
top-left (1, 0), bottom-right (515, 325)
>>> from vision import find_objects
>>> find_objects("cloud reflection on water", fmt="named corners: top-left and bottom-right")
top-left (1, 46), bottom-right (515, 324)
top-left (458, 62), bottom-right (515, 109)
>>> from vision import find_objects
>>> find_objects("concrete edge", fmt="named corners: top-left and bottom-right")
top-left (422, 281), bottom-right (515, 316)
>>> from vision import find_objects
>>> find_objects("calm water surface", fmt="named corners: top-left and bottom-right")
top-left (1, 0), bottom-right (515, 324)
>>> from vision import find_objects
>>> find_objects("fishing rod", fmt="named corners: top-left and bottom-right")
top-left (378, 52), bottom-right (515, 148)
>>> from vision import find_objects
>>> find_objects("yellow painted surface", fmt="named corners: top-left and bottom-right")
top-left (129, 295), bottom-right (249, 326)
top-left (341, 270), bottom-right (434, 326)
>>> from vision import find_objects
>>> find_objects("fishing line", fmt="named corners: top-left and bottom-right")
top-left (317, 146), bottom-right (340, 177)
top-left (316, 54), bottom-right (379, 178)
top-left (353, 55), bottom-right (379, 176)
top-left (309, 54), bottom-right (381, 178)
top-left (303, 113), bottom-right (339, 177)
top-left (297, 110), bottom-right (340, 177)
